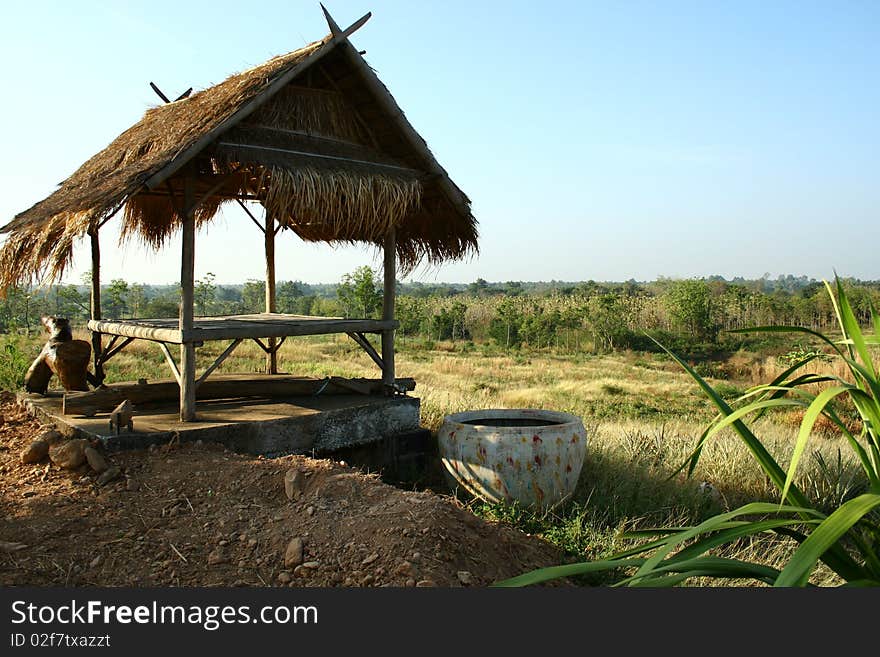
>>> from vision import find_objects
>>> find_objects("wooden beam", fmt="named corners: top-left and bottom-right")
top-left (159, 342), bottom-right (182, 386)
top-left (179, 172), bottom-right (197, 421)
top-left (217, 141), bottom-right (421, 174)
top-left (265, 212), bottom-right (277, 374)
top-left (88, 321), bottom-right (183, 344)
top-left (346, 332), bottom-right (384, 370)
top-left (88, 227), bottom-right (104, 385)
top-left (97, 337), bottom-right (135, 365)
top-left (195, 338), bottom-right (242, 389)
top-left (237, 199), bottom-right (266, 233)
top-left (62, 375), bottom-right (416, 414)
top-left (149, 81), bottom-right (171, 103)
top-left (382, 227), bottom-right (396, 388)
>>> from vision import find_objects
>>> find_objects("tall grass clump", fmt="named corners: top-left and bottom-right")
top-left (497, 277), bottom-right (880, 587)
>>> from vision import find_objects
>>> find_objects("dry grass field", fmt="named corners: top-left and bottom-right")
top-left (1, 330), bottom-right (868, 586)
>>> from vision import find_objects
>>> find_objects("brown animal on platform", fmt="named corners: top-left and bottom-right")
top-left (24, 316), bottom-right (92, 394)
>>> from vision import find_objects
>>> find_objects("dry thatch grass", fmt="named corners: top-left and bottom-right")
top-left (0, 34), bottom-right (478, 293)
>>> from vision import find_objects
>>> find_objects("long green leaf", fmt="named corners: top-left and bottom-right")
top-left (728, 324), bottom-right (843, 357)
top-left (775, 493), bottom-right (880, 586)
top-left (491, 558), bottom-right (645, 587)
top-left (835, 278), bottom-right (876, 379)
top-left (781, 385), bottom-right (855, 504)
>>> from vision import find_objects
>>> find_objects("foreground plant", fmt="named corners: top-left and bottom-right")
top-left (495, 277), bottom-right (880, 587)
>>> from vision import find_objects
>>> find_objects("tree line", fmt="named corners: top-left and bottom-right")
top-left (2, 267), bottom-right (878, 355)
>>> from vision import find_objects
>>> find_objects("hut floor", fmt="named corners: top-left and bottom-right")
top-left (18, 389), bottom-right (421, 457)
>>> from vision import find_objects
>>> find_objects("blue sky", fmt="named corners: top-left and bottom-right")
top-left (0, 1), bottom-right (877, 285)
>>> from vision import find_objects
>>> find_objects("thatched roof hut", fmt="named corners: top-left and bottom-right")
top-left (1, 8), bottom-right (477, 422)
top-left (0, 9), bottom-right (477, 291)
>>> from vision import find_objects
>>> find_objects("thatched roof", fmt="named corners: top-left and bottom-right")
top-left (0, 15), bottom-right (477, 292)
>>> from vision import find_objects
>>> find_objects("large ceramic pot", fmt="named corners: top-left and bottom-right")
top-left (438, 409), bottom-right (588, 510)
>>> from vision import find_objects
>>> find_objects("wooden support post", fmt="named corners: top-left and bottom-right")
top-left (381, 227), bottom-right (396, 389)
top-left (179, 172), bottom-right (197, 421)
top-left (265, 212), bottom-right (277, 374)
top-left (88, 228), bottom-right (104, 385)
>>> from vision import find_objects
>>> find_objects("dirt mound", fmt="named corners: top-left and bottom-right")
top-left (0, 393), bottom-right (565, 587)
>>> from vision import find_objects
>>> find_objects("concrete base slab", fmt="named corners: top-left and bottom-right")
top-left (18, 390), bottom-right (421, 457)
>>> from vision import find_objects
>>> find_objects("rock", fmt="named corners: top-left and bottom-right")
top-left (278, 571), bottom-right (292, 584)
top-left (405, 578), bottom-right (416, 587)
top-left (284, 537), bottom-right (304, 568)
top-left (410, 552), bottom-right (422, 563)
top-left (362, 552), bottom-right (379, 566)
top-left (20, 440), bottom-right (50, 464)
top-left (457, 571), bottom-right (473, 585)
top-left (89, 555), bottom-right (103, 569)
top-left (416, 579), bottom-right (437, 587)
top-left (394, 561), bottom-right (413, 576)
top-left (48, 439), bottom-right (88, 469)
top-left (126, 479), bottom-right (139, 492)
top-left (97, 466), bottom-right (122, 486)
top-left (37, 429), bottom-right (62, 444)
top-left (84, 447), bottom-right (109, 473)
top-left (207, 550), bottom-right (227, 566)
top-left (306, 506), bottom-right (315, 516)
top-left (283, 468), bottom-right (305, 501)
top-left (301, 561), bottom-right (319, 569)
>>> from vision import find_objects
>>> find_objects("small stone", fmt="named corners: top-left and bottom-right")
top-left (277, 571), bottom-right (292, 584)
top-left (362, 552), bottom-right (379, 566)
top-left (84, 446), bottom-right (109, 474)
top-left (457, 571), bottom-right (473, 585)
top-left (343, 577), bottom-right (354, 586)
top-left (126, 479), bottom-right (139, 492)
top-left (394, 561), bottom-right (413, 576)
top-left (89, 555), bottom-right (103, 569)
top-left (416, 579), bottom-right (437, 587)
top-left (283, 468), bottom-right (305, 501)
top-left (405, 578), bottom-right (416, 587)
top-left (97, 466), bottom-right (122, 487)
top-left (49, 438), bottom-right (89, 469)
top-left (293, 565), bottom-right (304, 577)
top-left (306, 506), bottom-right (315, 516)
top-left (248, 539), bottom-right (257, 548)
top-left (284, 537), bottom-right (304, 568)
top-left (20, 440), bottom-right (50, 464)
top-left (207, 548), bottom-right (228, 565)
top-left (301, 561), bottom-right (319, 569)
top-left (410, 552), bottom-right (422, 563)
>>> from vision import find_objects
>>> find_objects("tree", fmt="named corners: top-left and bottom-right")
top-left (336, 266), bottom-right (382, 318)
top-left (127, 284), bottom-right (146, 319)
top-left (240, 279), bottom-right (265, 313)
top-left (194, 273), bottom-right (217, 316)
top-left (665, 279), bottom-right (716, 341)
top-left (277, 280), bottom-right (304, 313)
top-left (106, 279), bottom-right (129, 319)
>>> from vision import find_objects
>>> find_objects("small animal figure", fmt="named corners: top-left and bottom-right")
top-left (109, 399), bottom-right (134, 434)
top-left (24, 316), bottom-right (92, 394)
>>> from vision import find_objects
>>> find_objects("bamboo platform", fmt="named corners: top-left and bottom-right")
top-left (88, 313), bottom-right (397, 344)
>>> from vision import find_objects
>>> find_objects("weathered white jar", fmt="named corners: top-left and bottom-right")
top-left (438, 408), bottom-right (588, 510)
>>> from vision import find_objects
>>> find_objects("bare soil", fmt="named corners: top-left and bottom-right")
top-left (0, 393), bottom-right (565, 588)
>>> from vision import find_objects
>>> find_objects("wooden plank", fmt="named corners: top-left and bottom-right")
top-left (382, 227), bottom-right (396, 387)
top-left (62, 375), bottom-right (417, 414)
top-left (150, 81), bottom-right (171, 103)
top-left (237, 199), bottom-right (265, 233)
top-left (180, 172), bottom-right (197, 421)
top-left (98, 337), bottom-right (135, 365)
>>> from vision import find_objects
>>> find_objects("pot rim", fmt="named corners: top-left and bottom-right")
top-left (441, 408), bottom-right (584, 430)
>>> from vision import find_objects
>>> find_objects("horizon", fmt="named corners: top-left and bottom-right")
top-left (1, 1), bottom-right (877, 286)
